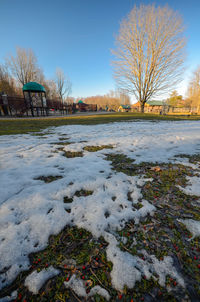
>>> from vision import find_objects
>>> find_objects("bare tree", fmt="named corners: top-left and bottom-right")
top-left (43, 79), bottom-right (59, 100)
top-left (84, 94), bottom-right (121, 111)
top-left (55, 68), bottom-right (72, 104)
top-left (112, 4), bottom-right (186, 112)
top-left (6, 47), bottom-right (43, 86)
top-left (115, 90), bottom-right (131, 105)
top-left (0, 64), bottom-right (20, 95)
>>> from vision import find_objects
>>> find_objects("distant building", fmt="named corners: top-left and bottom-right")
top-left (118, 105), bottom-right (131, 112)
top-left (132, 100), bottom-right (164, 113)
top-left (76, 100), bottom-right (97, 112)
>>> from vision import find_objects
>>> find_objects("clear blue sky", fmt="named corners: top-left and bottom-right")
top-left (0, 0), bottom-right (200, 101)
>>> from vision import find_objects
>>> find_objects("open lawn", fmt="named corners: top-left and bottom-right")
top-left (0, 120), bottom-right (200, 302)
top-left (1, 112), bottom-right (200, 135)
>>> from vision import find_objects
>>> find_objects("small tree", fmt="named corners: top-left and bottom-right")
top-left (55, 68), bottom-right (72, 104)
top-left (167, 90), bottom-right (183, 107)
top-left (112, 4), bottom-right (186, 112)
top-left (187, 66), bottom-right (200, 111)
top-left (6, 47), bottom-right (42, 86)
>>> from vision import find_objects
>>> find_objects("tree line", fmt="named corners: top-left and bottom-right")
top-left (78, 91), bottom-right (131, 111)
top-left (0, 47), bottom-right (131, 109)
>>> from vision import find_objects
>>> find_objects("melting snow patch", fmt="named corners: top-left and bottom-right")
top-left (105, 234), bottom-right (184, 291)
top-left (178, 175), bottom-right (200, 197)
top-left (178, 219), bottom-right (200, 239)
top-left (89, 285), bottom-right (110, 301)
top-left (24, 266), bottom-right (60, 294)
top-left (64, 275), bottom-right (87, 297)
top-left (64, 275), bottom-right (110, 300)
top-left (0, 291), bottom-right (17, 302)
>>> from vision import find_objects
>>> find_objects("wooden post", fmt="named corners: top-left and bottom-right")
top-left (29, 91), bottom-right (34, 117)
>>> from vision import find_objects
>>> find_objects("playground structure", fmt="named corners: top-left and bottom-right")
top-left (0, 82), bottom-right (97, 117)
top-left (23, 82), bottom-right (47, 117)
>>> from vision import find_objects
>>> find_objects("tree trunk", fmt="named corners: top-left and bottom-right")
top-left (140, 102), bottom-right (145, 113)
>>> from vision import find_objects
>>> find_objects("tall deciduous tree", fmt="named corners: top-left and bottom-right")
top-left (55, 68), bottom-right (72, 104)
top-left (112, 4), bottom-right (186, 112)
top-left (6, 47), bottom-right (43, 86)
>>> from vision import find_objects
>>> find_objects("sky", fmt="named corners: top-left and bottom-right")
top-left (0, 0), bottom-right (200, 102)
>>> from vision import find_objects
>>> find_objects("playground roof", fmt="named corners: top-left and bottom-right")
top-left (23, 82), bottom-right (46, 93)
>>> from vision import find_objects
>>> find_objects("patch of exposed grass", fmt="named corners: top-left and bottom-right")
top-left (83, 145), bottom-right (113, 152)
top-left (59, 137), bottom-right (69, 141)
top-left (55, 146), bottom-right (83, 158)
top-left (63, 190), bottom-right (93, 204)
top-left (175, 153), bottom-right (200, 164)
top-left (62, 150), bottom-right (83, 158)
top-left (34, 175), bottom-right (63, 183)
top-left (63, 196), bottom-right (73, 203)
top-left (106, 153), bottom-right (152, 176)
top-left (74, 189), bottom-right (93, 197)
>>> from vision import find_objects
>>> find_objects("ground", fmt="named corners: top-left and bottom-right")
top-left (0, 118), bottom-right (200, 302)
top-left (1, 112), bottom-right (200, 135)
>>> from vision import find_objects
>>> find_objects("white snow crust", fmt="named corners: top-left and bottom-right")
top-left (105, 233), bottom-right (184, 291)
top-left (178, 175), bottom-right (200, 197)
top-left (89, 285), bottom-right (110, 301)
top-left (64, 275), bottom-right (87, 297)
top-left (64, 276), bottom-right (110, 300)
top-left (1, 120), bottom-right (200, 293)
top-left (178, 219), bottom-right (200, 239)
top-left (0, 291), bottom-right (17, 302)
top-left (24, 266), bottom-right (60, 294)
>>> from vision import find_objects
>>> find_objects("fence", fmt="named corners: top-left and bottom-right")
top-left (0, 95), bottom-right (97, 117)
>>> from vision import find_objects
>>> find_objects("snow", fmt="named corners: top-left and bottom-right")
top-left (64, 276), bottom-right (110, 300)
top-left (64, 275), bottom-right (87, 297)
top-left (0, 291), bottom-right (17, 302)
top-left (178, 219), bottom-right (200, 239)
top-left (24, 266), bottom-right (60, 294)
top-left (1, 120), bottom-right (200, 294)
top-left (178, 175), bottom-right (200, 197)
top-left (89, 285), bottom-right (110, 300)
top-left (105, 233), bottom-right (184, 291)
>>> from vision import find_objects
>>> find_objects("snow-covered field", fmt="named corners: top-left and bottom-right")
top-left (1, 120), bottom-right (200, 299)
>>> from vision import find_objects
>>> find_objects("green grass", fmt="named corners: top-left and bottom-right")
top-left (1, 112), bottom-right (200, 135)
top-left (83, 145), bottom-right (113, 152)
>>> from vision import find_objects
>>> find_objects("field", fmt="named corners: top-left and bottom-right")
top-left (0, 116), bottom-right (200, 302)
top-left (1, 112), bottom-right (200, 135)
